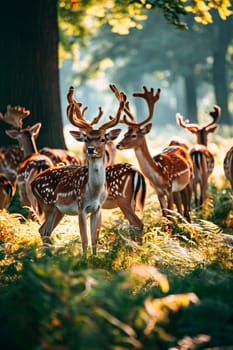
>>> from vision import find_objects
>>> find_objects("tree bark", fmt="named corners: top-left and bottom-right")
top-left (212, 16), bottom-right (232, 125)
top-left (0, 0), bottom-right (66, 148)
top-left (184, 69), bottom-right (198, 123)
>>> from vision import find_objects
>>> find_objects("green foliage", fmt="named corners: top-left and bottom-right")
top-left (0, 243), bottom-right (196, 350)
top-left (0, 236), bottom-right (232, 349)
top-left (0, 146), bottom-right (233, 349)
top-left (196, 184), bottom-right (233, 230)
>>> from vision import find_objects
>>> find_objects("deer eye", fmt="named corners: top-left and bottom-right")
top-left (101, 138), bottom-right (105, 142)
top-left (131, 134), bottom-right (137, 139)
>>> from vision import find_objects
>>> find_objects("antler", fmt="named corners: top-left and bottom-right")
top-left (206, 105), bottom-right (221, 129)
top-left (0, 104), bottom-right (30, 129)
top-left (109, 84), bottom-right (135, 122)
top-left (176, 113), bottom-right (200, 133)
top-left (110, 85), bottom-right (161, 128)
top-left (176, 104), bottom-right (221, 133)
top-left (66, 86), bottom-right (93, 132)
top-left (133, 86), bottom-right (160, 125)
top-left (67, 85), bottom-right (124, 133)
top-left (99, 85), bottom-right (126, 131)
top-left (89, 107), bottom-right (104, 126)
top-left (67, 86), bottom-right (104, 125)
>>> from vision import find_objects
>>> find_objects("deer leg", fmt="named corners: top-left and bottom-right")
top-left (157, 194), bottom-right (168, 218)
top-left (90, 207), bottom-right (102, 255)
top-left (157, 193), bottom-right (174, 233)
top-left (78, 212), bottom-right (88, 255)
top-left (39, 213), bottom-right (63, 237)
top-left (39, 207), bottom-right (64, 242)
top-left (117, 199), bottom-right (143, 244)
top-left (180, 185), bottom-right (192, 222)
top-left (167, 191), bottom-right (174, 211)
top-left (193, 180), bottom-right (199, 208)
top-left (173, 192), bottom-right (182, 214)
top-left (200, 180), bottom-right (208, 207)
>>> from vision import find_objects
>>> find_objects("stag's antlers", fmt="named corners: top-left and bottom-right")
top-left (110, 84), bottom-right (161, 127)
top-left (0, 105), bottom-right (30, 129)
top-left (66, 85), bottom-right (126, 133)
top-left (176, 104), bottom-right (221, 134)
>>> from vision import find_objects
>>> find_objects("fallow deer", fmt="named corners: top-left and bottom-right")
top-left (0, 105), bottom-right (26, 174)
top-left (40, 147), bottom-right (81, 166)
top-left (0, 145), bottom-right (24, 175)
top-left (66, 86), bottom-right (146, 239)
top-left (223, 146), bottom-right (233, 192)
top-left (114, 85), bottom-right (193, 223)
top-left (1, 105), bottom-right (81, 213)
top-left (5, 123), bottom-right (54, 212)
top-left (176, 105), bottom-right (221, 207)
top-left (31, 85), bottom-right (127, 255)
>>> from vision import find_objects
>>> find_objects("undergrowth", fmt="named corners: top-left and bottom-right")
top-left (0, 132), bottom-right (233, 349)
top-left (0, 178), bottom-right (233, 349)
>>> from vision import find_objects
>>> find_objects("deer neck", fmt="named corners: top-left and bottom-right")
top-left (197, 130), bottom-right (208, 146)
top-left (87, 155), bottom-right (106, 195)
top-left (21, 135), bottom-right (38, 158)
top-left (134, 138), bottom-right (160, 183)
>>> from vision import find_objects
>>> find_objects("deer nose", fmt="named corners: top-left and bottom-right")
top-left (87, 146), bottom-right (95, 155)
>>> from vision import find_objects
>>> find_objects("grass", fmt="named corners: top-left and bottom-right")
top-left (0, 128), bottom-right (233, 349)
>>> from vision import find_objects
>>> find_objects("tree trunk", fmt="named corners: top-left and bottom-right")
top-left (212, 16), bottom-right (232, 125)
top-left (184, 70), bottom-right (198, 123)
top-left (0, 0), bottom-right (66, 149)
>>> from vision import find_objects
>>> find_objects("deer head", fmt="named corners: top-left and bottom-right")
top-left (176, 105), bottom-right (221, 146)
top-left (5, 123), bottom-right (42, 156)
top-left (113, 85), bottom-right (161, 150)
top-left (66, 85), bottom-right (124, 159)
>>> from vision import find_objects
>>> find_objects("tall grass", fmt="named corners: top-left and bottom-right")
top-left (0, 128), bottom-right (233, 349)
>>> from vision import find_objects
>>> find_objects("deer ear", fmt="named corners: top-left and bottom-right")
top-left (29, 123), bottom-right (42, 138)
top-left (141, 123), bottom-right (152, 135)
top-left (69, 130), bottom-right (87, 143)
top-left (105, 128), bottom-right (121, 141)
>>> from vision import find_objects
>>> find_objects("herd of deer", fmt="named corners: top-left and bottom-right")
top-left (0, 84), bottom-right (232, 255)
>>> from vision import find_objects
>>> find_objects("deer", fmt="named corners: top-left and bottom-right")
top-left (176, 105), bottom-right (221, 207)
top-left (1, 104), bottom-right (81, 213)
top-left (31, 85), bottom-right (129, 255)
top-left (223, 146), bottom-right (233, 192)
top-left (0, 145), bottom-right (24, 175)
top-left (66, 86), bottom-right (146, 240)
top-left (0, 105), bottom-right (81, 168)
top-left (113, 84), bottom-right (193, 224)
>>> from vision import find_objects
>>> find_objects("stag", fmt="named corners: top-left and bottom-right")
top-left (67, 86), bottom-right (146, 240)
top-left (31, 86), bottom-right (147, 253)
top-left (113, 85), bottom-right (193, 223)
top-left (176, 105), bottom-right (221, 207)
top-left (31, 86), bottom-right (126, 255)
top-left (67, 85), bottom-right (146, 243)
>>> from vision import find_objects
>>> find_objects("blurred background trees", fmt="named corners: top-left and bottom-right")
top-left (0, 0), bottom-right (232, 148)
